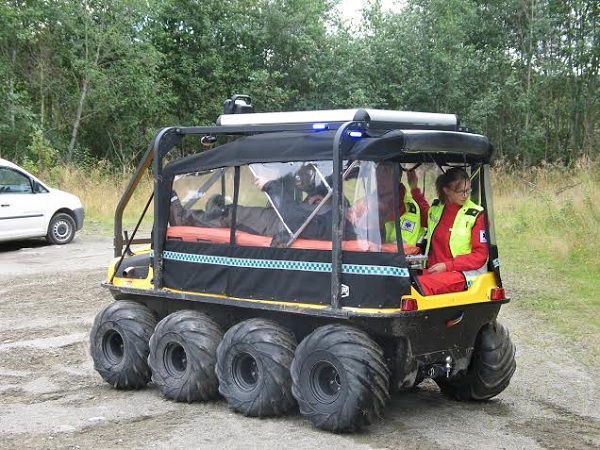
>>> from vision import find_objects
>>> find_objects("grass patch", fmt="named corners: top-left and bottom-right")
top-left (34, 162), bottom-right (154, 235)
top-left (493, 159), bottom-right (600, 359)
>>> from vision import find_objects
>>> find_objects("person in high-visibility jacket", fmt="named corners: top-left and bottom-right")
top-left (384, 169), bottom-right (429, 245)
top-left (417, 167), bottom-right (488, 295)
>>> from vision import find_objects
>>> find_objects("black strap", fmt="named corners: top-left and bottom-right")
top-left (230, 166), bottom-right (240, 244)
top-left (393, 164), bottom-right (402, 253)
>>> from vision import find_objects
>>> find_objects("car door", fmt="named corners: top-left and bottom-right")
top-left (0, 167), bottom-right (46, 239)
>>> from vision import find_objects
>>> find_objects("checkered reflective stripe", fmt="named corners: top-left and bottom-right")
top-left (161, 250), bottom-right (409, 278)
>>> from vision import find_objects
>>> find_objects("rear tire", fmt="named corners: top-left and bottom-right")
top-left (290, 324), bottom-right (390, 433)
top-left (89, 301), bottom-right (157, 389)
top-left (216, 318), bottom-right (297, 417)
top-left (47, 212), bottom-right (76, 245)
top-left (148, 310), bottom-right (223, 402)
top-left (436, 321), bottom-right (516, 401)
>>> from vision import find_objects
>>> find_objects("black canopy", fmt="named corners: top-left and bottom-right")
top-left (162, 129), bottom-right (493, 178)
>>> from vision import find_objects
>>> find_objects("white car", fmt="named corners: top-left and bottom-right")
top-left (0, 158), bottom-right (84, 245)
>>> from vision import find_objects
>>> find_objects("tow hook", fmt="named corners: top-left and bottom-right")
top-left (427, 356), bottom-right (454, 379)
top-left (445, 356), bottom-right (453, 377)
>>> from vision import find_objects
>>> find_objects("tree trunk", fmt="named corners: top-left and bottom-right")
top-left (66, 45), bottom-right (101, 163)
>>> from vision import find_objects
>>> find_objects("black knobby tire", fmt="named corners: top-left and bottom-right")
top-left (47, 212), bottom-right (76, 245)
top-left (436, 320), bottom-right (516, 401)
top-left (216, 318), bottom-right (297, 417)
top-left (290, 324), bottom-right (390, 433)
top-left (89, 300), bottom-right (157, 389)
top-left (148, 310), bottom-right (223, 402)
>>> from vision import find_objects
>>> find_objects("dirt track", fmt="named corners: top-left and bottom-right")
top-left (0, 235), bottom-right (599, 450)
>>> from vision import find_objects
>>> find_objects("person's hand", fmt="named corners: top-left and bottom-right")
top-left (427, 262), bottom-right (447, 274)
top-left (306, 194), bottom-right (324, 205)
top-left (407, 170), bottom-right (418, 190)
top-left (347, 198), bottom-right (367, 225)
top-left (254, 176), bottom-right (269, 190)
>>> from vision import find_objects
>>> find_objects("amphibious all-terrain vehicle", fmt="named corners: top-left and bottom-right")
top-left (90, 95), bottom-right (516, 432)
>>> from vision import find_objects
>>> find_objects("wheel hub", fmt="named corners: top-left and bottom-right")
top-left (164, 343), bottom-right (188, 375)
top-left (55, 222), bottom-right (68, 237)
top-left (311, 360), bottom-right (341, 403)
top-left (232, 353), bottom-right (259, 390)
top-left (103, 330), bottom-right (124, 365)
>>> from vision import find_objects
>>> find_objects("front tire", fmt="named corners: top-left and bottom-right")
top-left (436, 321), bottom-right (516, 401)
top-left (148, 310), bottom-right (223, 402)
top-left (89, 301), bottom-right (157, 389)
top-left (290, 324), bottom-right (390, 433)
top-left (216, 318), bottom-right (297, 417)
top-left (47, 212), bottom-right (76, 245)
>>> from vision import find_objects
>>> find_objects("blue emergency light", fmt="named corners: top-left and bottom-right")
top-left (312, 123), bottom-right (329, 131)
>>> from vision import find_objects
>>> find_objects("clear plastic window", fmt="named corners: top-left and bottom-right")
top-left (169, 162), bottom-right (337, 245)
top-left (172, 167), bottom-right (235, 212)
top-left (169, 167), bottom-right (235, 234)
top-left (344, 161), bottom-right (395, 249)
top-left (243, 161), bottom-right (334, 241)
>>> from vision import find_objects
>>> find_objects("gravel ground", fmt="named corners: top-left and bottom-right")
top-left (0, 235), bottom-right (598, 450)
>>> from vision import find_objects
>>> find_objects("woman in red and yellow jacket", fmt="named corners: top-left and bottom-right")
top-left (418, 167), bottom-right (488, 296)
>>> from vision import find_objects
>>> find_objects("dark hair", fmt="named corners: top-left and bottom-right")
top-left (436, 167), bottom-right (470, 203)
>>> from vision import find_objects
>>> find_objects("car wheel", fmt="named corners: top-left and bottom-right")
top-left (216, 318), bottom-right (297, 417)
top-left (290, 324), bottom-right (390, 432)
top-left (47, 212), bottom-right (76, 244)
top-left (148, 310), bottom-right (223, 402)
top-left (89, 300), bottom-right (157, 389)
top-left (435, 320), bottom-right (516, 401)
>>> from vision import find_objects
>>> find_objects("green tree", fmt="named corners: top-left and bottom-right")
top-left (1, 0), bottom-right (597, 168)
top-left (0, 0), bottom-right (40, 162)
top-left (51, 0), bottom-right (165, 163)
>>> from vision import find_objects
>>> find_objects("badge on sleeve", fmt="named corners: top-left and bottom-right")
top-left (401, 219), bottom-right (416, 232)
top-left (480, 230), bottom-right (488, 243)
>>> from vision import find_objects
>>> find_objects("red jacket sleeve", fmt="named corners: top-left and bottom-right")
top-left (446, 214), bottom-right (488, 272)
top-left (410, 188), bottom-right (430, 227)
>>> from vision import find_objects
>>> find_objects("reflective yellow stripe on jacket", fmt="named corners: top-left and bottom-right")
top-left (425, 199), bottom-right (482, 257)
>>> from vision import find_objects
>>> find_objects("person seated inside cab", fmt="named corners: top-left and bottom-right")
top-left (383, 168), bottom-right (429, 248)
top-left (347, 164), bottom-right (427, 255)
top-left (417, 167), bottom-right (488, 295)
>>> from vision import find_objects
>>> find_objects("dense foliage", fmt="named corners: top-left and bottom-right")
top-left (0, 0), bottom-right (598, 169)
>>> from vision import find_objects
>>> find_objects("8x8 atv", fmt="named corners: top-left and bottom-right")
top-left (90, 96), bottom-right (516, 432)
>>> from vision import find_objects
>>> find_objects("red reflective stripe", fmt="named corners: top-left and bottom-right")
top-left (167, 226), bottom-right (416, 252)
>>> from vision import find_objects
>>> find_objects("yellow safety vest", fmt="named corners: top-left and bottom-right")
top-left (425, 199), bottom-right (488, 285)
top-left (385, 192), bottom-right (425, 245)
